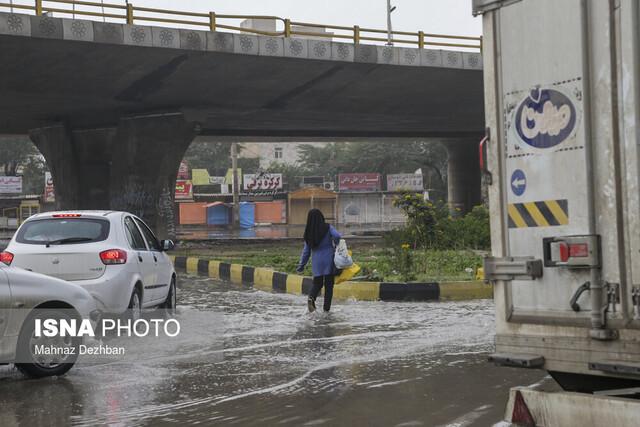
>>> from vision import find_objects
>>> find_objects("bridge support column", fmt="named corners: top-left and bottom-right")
top-left (30, 114), bottom-right (196, 238)
top-left (446, 140), bottom-right (481, 214)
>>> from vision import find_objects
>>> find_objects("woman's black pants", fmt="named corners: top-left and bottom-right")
top-left (309, 275), bottom-right (335, 312)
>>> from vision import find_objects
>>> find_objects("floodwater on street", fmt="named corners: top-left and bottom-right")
top-left (0, 275), bottom-right (548, 426)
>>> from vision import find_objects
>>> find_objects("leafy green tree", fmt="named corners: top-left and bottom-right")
top-left (182, 141), bottom-right (259, 175)
top-left (392, 192), bottom-right (490, 250)
top-left (297, 143), bottom-right (349, 178)
top-left (0, 137), bottom-right (46, 195)
top-left (0, 137), bottom-right (37, 176)
top-left (20, 156), bottom-right (47, 194)
top-left (393, 193), bottom-right (450, 248)
top-left (182, 141), bottom-right (234, 171)
top-left (297, 141), bottom-right (448, 194)
top-left (264, 161), bottom-right (307, 191)
top-left (458, 205), bottom-right (491, 249)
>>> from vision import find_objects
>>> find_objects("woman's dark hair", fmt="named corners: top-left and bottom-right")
top-left (303, 209), bottom-right (330, 248)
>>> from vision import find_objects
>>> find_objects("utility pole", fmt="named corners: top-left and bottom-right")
top-left (386, 0), bottom-right (397, 46)
top-left (231, 142), bottom-right (240, 227)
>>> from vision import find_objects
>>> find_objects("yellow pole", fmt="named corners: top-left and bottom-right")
top-left (126, 3), bottom-right (134, 25)
top-left (353, 25), bottom-right (360, 44)
top-left (418, 31), bottom-right (425, 49)
top-left (35, 0), bottom-right (42, 15)
top-left (284, 18), bottom-right (291, 37)
top-left (209, 12), bottom-right (216, 31)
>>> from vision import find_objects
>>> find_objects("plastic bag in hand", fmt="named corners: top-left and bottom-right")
top-left (334, 239), bottom-right (354, 269)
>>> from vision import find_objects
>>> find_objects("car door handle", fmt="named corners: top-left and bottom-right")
top-left (138, 255), bottom-right (143, 262)
top-left (153, 255), bottom-right (157, 262)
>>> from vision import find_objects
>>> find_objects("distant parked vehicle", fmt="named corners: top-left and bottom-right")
top-left (0, 264), bottom-right (98, 378)
top-left (1, 211), bottom-right (177, 317)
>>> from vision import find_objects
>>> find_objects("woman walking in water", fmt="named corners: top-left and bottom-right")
top-left (296, 209), bottom-right (341, 313)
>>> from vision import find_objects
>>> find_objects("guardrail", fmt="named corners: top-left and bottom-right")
top-left (0, 0), bottom-right (482, 51)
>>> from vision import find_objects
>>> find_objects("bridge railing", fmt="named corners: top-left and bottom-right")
top-left (0, 0), bottom-right (482, 51)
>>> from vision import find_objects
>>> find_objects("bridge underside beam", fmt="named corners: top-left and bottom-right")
top-left (29, 114), bottom-right (196, 238)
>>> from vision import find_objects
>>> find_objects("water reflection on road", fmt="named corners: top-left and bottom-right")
top-left (0, 276), bottom-right (547, 426)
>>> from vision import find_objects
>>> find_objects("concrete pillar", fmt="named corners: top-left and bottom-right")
top-left (445, 140), bottom-right (481, 214)
top-left (30, 114), bottom-right (196, 239)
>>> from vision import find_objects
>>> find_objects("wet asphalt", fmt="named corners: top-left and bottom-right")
top-left (0, 275), bottom-right (547, 426)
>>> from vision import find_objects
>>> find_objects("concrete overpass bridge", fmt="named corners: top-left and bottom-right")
top-left (0, 2), bottom-right (484, 237)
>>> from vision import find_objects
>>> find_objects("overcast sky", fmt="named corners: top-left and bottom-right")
top-left (128, 0), bottom-right (481, 37)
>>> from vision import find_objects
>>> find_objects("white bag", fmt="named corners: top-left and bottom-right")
top-left (334, 239), bottom-right (354, 269)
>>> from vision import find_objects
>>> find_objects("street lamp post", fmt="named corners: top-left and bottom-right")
top-left (386, 0), bottom-right (397, 46)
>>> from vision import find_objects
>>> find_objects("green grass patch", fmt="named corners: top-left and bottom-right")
top-left (173, 246), bottom-right (483, 282)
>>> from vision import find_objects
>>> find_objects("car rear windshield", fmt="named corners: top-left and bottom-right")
top-left (16, 218), bottom-right (110, 245)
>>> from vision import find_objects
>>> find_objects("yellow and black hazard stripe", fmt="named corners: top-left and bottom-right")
top-left (170, 256), bottom-right (460, 301)
top-left (508, 199), bottom-right (568, 228)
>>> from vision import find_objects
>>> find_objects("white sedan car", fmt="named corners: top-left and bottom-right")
top-left (1, 264), bottom-right (98, 378)
top-left (1, 211), bottom-right (176, 316)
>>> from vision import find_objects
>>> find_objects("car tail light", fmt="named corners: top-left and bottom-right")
top-left (0, 251), bottom-right (14, 265)
top-left (99, 249), bottom-right (127, 265)
top-left (53, 213), bottom-right (81, 218)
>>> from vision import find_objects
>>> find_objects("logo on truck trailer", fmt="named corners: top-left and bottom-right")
top-left (515, 88), bottom-right (576, 149)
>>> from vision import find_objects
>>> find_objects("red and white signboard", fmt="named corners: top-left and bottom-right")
top-left (338, 173), bottom-right (381, 192)
top-left (0, 176), bottom-right (22, 194)
top-left (177, 161), bottom-right (190, 180)
top-left (243, 173), bottom-right (283, 191)
top-left (175, 180), bottom-right (193, 200)
top-left (44, 172), bottom-right (55, 202)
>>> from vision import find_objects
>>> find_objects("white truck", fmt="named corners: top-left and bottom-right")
top-left (474, 0), bottom-right (640, 424)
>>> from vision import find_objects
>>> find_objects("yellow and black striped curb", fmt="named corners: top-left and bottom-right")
top-left (508, 199), bottom-right (569, 228)
top-left (169, 256), bottom-right (492, 302)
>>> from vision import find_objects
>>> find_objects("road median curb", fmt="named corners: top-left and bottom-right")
top-left (170, 255), bottom-right (491, 302)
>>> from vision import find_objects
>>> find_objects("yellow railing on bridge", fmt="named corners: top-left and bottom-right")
top-left (0, 0), bottom-right (482, 51)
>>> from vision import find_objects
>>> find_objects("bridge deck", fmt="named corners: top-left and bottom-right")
top-left (0, 12), bottom-right (484, 137)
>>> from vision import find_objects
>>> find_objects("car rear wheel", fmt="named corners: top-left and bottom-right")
top-left (15, 308), bottom-right (80, 378)
top-left (161, 277), bottom-right (176, 315)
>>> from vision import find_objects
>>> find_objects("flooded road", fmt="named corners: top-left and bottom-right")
top-left (0, 276), bottom-right (547, 426)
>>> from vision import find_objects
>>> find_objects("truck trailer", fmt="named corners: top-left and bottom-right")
top-left (474, 0), bottom-right (640, 424)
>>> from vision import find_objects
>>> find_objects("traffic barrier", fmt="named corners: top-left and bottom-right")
top-left (169, 255), bottom-right (492, 302)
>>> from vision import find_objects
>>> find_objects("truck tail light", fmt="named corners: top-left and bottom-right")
top-left (543, 235), bottom-right (600, 268)
top-left (555, 242), bottom-right (588, 263)
top-left (569, 243), bottom-right (589, 257)
top-left (558, 242), bottom-right (569, 262)
top-left (0, 251), bottom-right (14, 265)
top-left (100, 249), bottom-right (127, 265)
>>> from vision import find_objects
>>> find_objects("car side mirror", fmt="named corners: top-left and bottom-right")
top-left (161, 240), bottom-right (175, 252)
